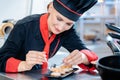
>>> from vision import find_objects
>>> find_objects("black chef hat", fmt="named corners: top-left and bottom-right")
top-left (53, 0), bottom-right (97, 21)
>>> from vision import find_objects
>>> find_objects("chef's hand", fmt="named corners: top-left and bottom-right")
top-left (18, 51), bottom-right (47, 72)
top-left (63, 49), bottom-right (89, 66)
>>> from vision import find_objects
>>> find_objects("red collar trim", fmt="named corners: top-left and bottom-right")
top-left (40, 13), bottom-right (56, 70)
top-left (40, 14), bottom-right (56, 43)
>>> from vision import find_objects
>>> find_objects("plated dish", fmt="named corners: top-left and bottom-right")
top-left (45, 64), bottom-right (78, 78)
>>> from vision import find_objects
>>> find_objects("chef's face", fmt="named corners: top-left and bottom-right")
top-left (47, 3), bottom-right (75, 35)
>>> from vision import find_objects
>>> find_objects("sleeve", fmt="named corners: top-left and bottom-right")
top-left (6, 57), bottom-right (21, 72)
top-left (0, 23), bottom-right (25, 72)
top-left (62, 28), bottom-right (88, 52)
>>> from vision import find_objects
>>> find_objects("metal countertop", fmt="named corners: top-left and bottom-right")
top-left (0, 69), bottom-right (101, 80)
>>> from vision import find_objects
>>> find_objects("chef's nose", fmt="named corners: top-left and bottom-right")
top-left (58, 22), bottom-right (65, 31)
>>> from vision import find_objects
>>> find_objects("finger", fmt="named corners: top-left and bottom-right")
top-left (65, 50), bottom-right (79, 60)
top-left (63, 50), bottom-right (80, 63)
top-left (37, 52), bottom-right (47, 62)
top-left (72, 52), bottom-right (82, 62)
top-left (27, 56), bottom-right (47, 63)
top-left (91, 61), bottom-right (97, 65)
top-left (65, 57), bottom-right (82, 65)
top-left (27, 51), bottom-right (47, 62)
top-left (68, 58), bottom-right (83, 65)
top-left (27, 60), bottom-right (43, 65)
top-left (26, 57), bottom-right (45, 65)
top-left (68, 54), bottom-right (82, 64)
top-left (28, 51), bottom-right (46, 58)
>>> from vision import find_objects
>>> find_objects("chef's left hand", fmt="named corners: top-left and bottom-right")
top-left (63, 49), bottom-right (89, 65)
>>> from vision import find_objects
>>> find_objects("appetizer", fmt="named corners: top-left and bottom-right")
top-left (50, 64), bottom-right (73, 77)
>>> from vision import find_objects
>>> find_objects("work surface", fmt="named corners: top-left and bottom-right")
top-left (0, 69), bottom-right (101, 80)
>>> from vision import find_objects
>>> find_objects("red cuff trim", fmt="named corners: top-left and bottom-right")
top-left (78, 64), bottom-right (96, 71)
top-left (78, 50), bottom-right (98, 70)
top-left (6, 57), bottom-right (21, 72)
top-left (80, 50), bottom-right (98, 62)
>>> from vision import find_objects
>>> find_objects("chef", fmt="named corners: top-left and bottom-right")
top-left (0, 0), bottom-right (98, 72)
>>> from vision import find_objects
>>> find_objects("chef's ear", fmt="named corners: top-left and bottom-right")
top-left (47, 2), bottom-right (53, 13)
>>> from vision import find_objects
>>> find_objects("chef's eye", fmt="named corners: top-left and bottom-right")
top-left (57, 17), bottom-right (63, 21)
top-left (66, 23), bottom-right (72, 26)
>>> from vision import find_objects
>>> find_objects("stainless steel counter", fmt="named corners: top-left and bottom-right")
top-left (0, 69), bottom-right (102, 80)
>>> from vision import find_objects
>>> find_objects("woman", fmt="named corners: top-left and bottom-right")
top-left (0, 0), bottom-right (98, 72)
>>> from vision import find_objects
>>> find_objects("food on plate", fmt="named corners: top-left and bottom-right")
top-left (50, 72), bottom-right (61, 77)
top-left (50, 64), bottom-right (73, 77)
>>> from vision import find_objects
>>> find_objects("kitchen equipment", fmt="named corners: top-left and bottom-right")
top-left (117, 40), bottom-right (120, 45)
top-left (107, 41), bottom-right (120, 54)
top-left (96, 55), bottom-right (120, 80)
top-left (96, 41), bottom-right (120, 80)
top-left (0, 19), bottom-right (16, 41)
top-left (108, 33), bottom-right (120, 40)
top-left (105, 23), bottom-right (120, 33)
top-left (100, 23), bottom-right (120, 80)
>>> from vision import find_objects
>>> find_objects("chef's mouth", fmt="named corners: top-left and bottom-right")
top-left (54, 27), bottom-right (61, 34)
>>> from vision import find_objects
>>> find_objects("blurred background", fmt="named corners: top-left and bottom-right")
top-left (0, 0), bottom-right (120, 66)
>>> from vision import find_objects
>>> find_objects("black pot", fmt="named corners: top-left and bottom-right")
top-left (96, 55), bottom-right (120, 80)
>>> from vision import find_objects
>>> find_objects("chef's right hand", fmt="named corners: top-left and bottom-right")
top-left (18, 51), bottom-right (47, 72)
